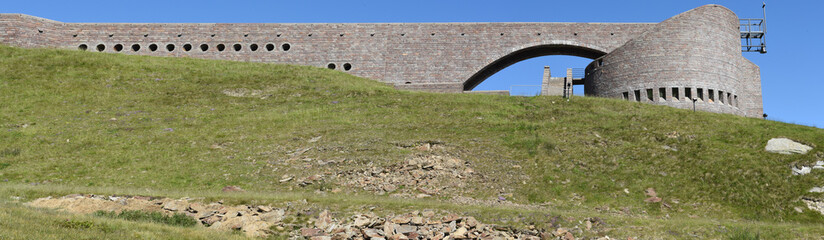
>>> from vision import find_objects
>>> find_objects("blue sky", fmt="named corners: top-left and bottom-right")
top-left (5, 0), bottom-right (822, 127)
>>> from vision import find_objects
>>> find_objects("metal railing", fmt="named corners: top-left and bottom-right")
top-left (739, 3), bottom-right (767, 53)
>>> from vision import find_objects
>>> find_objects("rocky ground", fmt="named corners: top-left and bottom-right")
top-left (27, 194), bottom-right (613, 239)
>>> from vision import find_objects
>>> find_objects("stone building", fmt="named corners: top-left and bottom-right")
top-left (0, 4), bottom-right (762, 117)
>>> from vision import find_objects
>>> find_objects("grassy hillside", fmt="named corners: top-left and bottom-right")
top-left (1, 45), bottom-right (823, 238)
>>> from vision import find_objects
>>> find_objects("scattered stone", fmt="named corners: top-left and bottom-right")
top-left (397, 225), bottom-right (417, 234)
top-left (452, 227), bottom-right (468, 238)
top-left (222, 186), bottom-right (245, 192)
top-left (793, 166), bottom-right (812, 176)
top-left (810, 187), bottom-right (824, 193)
top-left (802, 197), bottom-right (824, 215)
top-left (766, 138), bottom-right (813, 154)
top-left (309, 136), bottom-right (323, 143)
top-left (391, 215), bottom-right (411, 224)
top-left (410, 216), bottom-right (424, 225)
top-left (279, 175), bottom-right (294, 183)
top-left (27, 194), bottom-right (591, 239)
top-left (301, 228), bottom-right (324, 237)
top-left (162, 200), bottom-right (189, 211)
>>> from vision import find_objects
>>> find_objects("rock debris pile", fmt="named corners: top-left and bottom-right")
top-left (27, 194), bottom-right (611, 239)
top-left (336, 155), bottom-right (478, 197)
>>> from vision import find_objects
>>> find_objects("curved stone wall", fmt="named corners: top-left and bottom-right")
top-left (585, 5), bottom-right (760, 117)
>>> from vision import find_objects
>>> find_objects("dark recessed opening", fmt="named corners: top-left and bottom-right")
top-left (431, 33), bottom-right (436, 36)
top-left (574, 33), bottom-right (578, 36)
top-left (276, 34), bottom-right (281, 37)
top-left (233, 44), bottom-right (242, 51)
top-left (265, 43), bottom-right (275, 51)
top-left (217, 44), bottom-right (226, 52)
top-left (370, 33), bottom-right (375, 37)
top-left (622, 92), bottom-right (629, 100)
top-left (343, 63), bottom-right (352, 71)
top-left (166, 44), bottom-right (175, 52)
top-left (400, 33), bottom-right (405, 36)
top-left (96, 44), bottom-right (105, 52)
top-left (149, 44), bottom-right (158, 52)
top-left (610, 33), bottom-right (615, 36)
top-left (177, 34), bottom-right (182, 37)
top-left (37, 29), bottom-right (43, 33)
top-left (461, 33), bottom-right (465, 36)
top-left (200, 44), bottom-right (209, 51)
top-left (672, 87), bottom-right (680, 100)
top-left (78, 44), bottom-right (88, 51)
top-left (308, 33), bottom-right (313, 37)
top-left (500, 33), bottom-right (504, 36)
top-left (659, 88), bottom-right (666, 101)
top-left (405, 82), bottom-right (412, 84)
top-left (340, 34), bottom-right (344, 37)
top-left (131, 44), bottom-right (140, 51)
top-left (108, 34), bottom-right (113, 37)
top-left (634, 90), bottom-right (641, 102)
top-left (646, 89), bottom-right (653, 101)
top-left (114, 44), bottom-right (123, 52)
top-left (281, 43), bottom-right (291, 51)
top-left (210, 34), bottom-right (216, 37)
top-left (244, 34), bottom-right (249, 37)
top-left (537, 33), bottom-right (541, 36)
top-left (250, 44), bottom-right (259, 52)
top-left (183, 44), bottom-right (192, 52)
top-left (143, 34), bottom-right (148, 37)
top-left (327, 63), bottom-right (336, 69)
top-left (72, 34), bottom-right (78, 38)
top-left (685, 87), bottom-right (692, 100)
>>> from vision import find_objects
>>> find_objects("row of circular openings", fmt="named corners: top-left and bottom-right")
top-left (78, 43), bottom-right (291, 52)
top-left (64, 31), bottom-right (614, 38)
top-left (326, 63), bottom-right (353, 71)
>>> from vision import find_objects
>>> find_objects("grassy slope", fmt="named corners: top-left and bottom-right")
top-left (1, 45), bottom-right (823, 238)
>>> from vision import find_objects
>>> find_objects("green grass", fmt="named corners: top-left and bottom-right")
top-left (1, 44), bottom-right (823, 238)
top-left (0, 201), bottom-right (246, 240)
top-left (94, 210), bottom-right (198, 227)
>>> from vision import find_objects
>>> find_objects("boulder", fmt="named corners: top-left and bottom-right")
top-left (766, 138), bottom-right (812, 154)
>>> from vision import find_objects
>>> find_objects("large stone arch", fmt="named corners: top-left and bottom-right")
top-left (462, 43), bottom-right (606, 91)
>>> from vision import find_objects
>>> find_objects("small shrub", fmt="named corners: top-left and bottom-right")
top-left (94, 210), bottom-right (197, 227)
top-left (728, 229), bottom-right (761, 240)
top-left (0, 148), bottom-right (20, 157)
top-left (0, 162), bottom-right (10, 170)
top-left (57, 219), bottom-right (94, 229)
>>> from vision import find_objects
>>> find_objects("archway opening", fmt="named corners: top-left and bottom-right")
top-left (464, 44), bottom-right (605, 95)
top-left (472, 55), bottom-right (593, 96)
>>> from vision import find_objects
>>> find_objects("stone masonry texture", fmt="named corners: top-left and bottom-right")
top-left (0, 4), bottom-right (762, 117)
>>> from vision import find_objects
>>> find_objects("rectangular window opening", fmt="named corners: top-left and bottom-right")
top-left (634, 90), bottom-right (641, 102)
top-left (685, 87), bottom-right (692, 100)
top-left (659, 88), bottom-right (666, 101)
top-left (734, 95), bottom-right (739, 107)
top-left (708, 89), bottom-right (715, 103)
top-left (727, 93), bottom-right (732, 105)
top-left (646, 89), bottom-right (653, 102)
top-left (672, 87), bottom-right (680, 101)
top-left (697, 88), bottom-right (704, 101)
top-left (719, 91), bottom-right (724, 103)
top-left (622, 92), bottom-right (629, 100)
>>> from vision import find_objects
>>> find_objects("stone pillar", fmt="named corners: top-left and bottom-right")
top-left (541, 66), bottom-right (551, 95)
top-left (541, 66), bottom-right (566, 96)
top-left (565, 68), bottom-right (574, 98)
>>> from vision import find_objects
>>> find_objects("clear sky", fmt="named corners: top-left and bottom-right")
top-left (4, 0), bottom-right (822, 127)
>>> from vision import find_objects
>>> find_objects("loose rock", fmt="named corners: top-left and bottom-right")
top-left (766, 138), bottom-right (813, 154)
